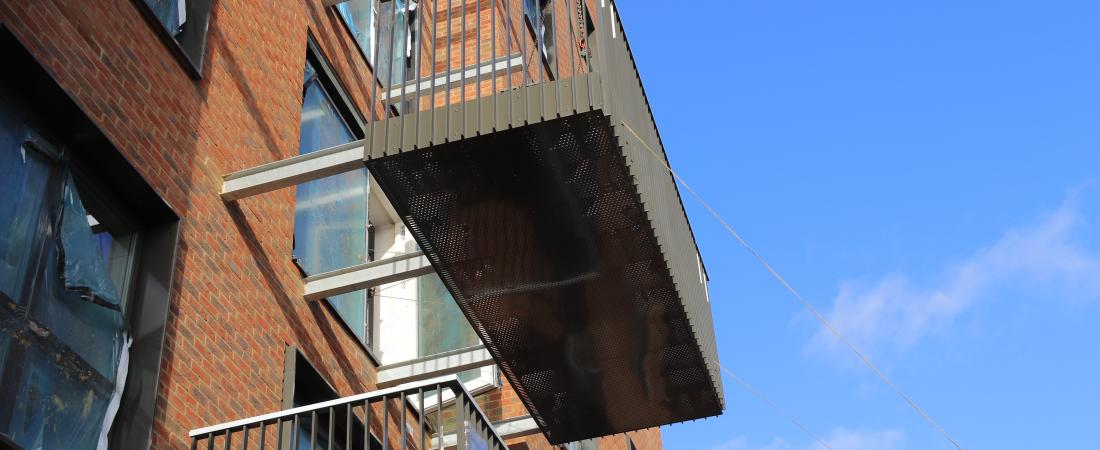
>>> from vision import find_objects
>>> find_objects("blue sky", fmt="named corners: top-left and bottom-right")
top-left (614, 1), bottom-right (1100, 449)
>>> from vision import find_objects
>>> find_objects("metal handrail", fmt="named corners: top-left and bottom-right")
top-left (189, 374), bottom-right (508, 449)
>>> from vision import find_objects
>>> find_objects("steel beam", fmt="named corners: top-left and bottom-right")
top-left (376, 345), bottom-right (495, 388)
top-left (303, 251), bottom-right (433, 301)
top-left (221, 140), bottom-right (366, 201)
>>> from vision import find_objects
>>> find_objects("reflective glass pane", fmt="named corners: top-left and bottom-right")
top-left (296, 59), bottom-right (370, 344)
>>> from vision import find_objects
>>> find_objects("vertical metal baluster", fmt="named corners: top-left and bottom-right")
top-left (418, 387), bottom-right (426, 450)
top-left (364, 399), bottom-right (372, 450)
top-left (476, 0), bottom-right (482, 102)
top-left (328, 406), bottom-right (336, 450)
top-left (276, 417), bottom-right (284, 450)
top-left (552, 0), bottom-right (559, 78)
top-left (259, 421), bottom-right (267, 450)
top-left (566, 0), bottom-right (578, 110)
top-left (435, 385), bottom-right (444, 450)
top-left (383, 396), bottom-right (390, 450)
top-left (206, 432), bottom-right (215, 450)
top-left (370, 0), bottom-right (385, 125)
top-left (292, 414), bottom-right (300, 450)
top-left (191, 437), bottom-right (199, 450)
top-left (446, 0), bottom-right (453, 138)
top-left (416, 0), bottom-right (426, 119)
top-left (454, 390), bottom-right (466, 450)
top-left (490, 0), bottom-right (496, 94)
top-left (462, 0), bottom-right (468, 100)
top-left (521, 0), bottom-right (528, 87)
top-left (504, 0), bottom-right (512, 92)
top-left (432, 0), bottom-right (440, 137)
top-left (224, 429), bottom-right (232, 450)
top-left (346, 403), bottom-right (353, 450)
top-left (240, 425), bottom-right (248, 450)
top-left (311, 410), bottom-right (319, 450)
top-left (399, 0), bottom-right (412, 147)
top-left (384, 0), bottom-right (401, 153)
top-left (400, 392), bottom-right (408, 450)
top-left (461, 0), bottom-right (467, 136)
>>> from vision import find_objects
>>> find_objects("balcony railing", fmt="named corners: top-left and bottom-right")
top-left (188, 376), bottom-right (507, 450)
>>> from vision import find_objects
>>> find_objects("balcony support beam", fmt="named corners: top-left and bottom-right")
top-left (376, 345), bottom-right (495, 388)
top-left (303, 251), bottom-right (433, 301)
top-left (432, 415), bottom-right (540, 448)
top-left (221, 140), bottom-right (366, 201)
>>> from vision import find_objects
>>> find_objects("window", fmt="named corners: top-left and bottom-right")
top-left (524, 0), bottom-right (556, 77)
top-left (136, 0), bottom-right (212, 77)
top-left (0, 30), bottom-right (180, 450)
top-left (295, 45), bottom-right (374, 349)
top-left (337, 0), bottom-right (419, 89)
top-left (283, 349), bottom-right (382, 450)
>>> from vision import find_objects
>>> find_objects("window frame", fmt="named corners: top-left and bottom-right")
top-left (131, 0), bottom-right (213, 79)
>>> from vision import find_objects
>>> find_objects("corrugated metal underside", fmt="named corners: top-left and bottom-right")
top-left (367, 110), bottom-right (721, 444)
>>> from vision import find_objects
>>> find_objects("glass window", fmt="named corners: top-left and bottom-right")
top-left (337, 0), bottom-right (418, 89)
top-left (139, 0), bottom-right (212, 76)
top-left (0, 99), bottom-right (132, 450)
top-left (143, 0), bottom-right (186, 36)
top-left (336, 0), bottom-right (378, 65)
top-left (416, 273), bottom-right (492, 384)
top-left (296, 57), bottom-right (373, 347)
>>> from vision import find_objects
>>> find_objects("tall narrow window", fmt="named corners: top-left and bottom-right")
top-left (295, 52), bottom-right (373, 348)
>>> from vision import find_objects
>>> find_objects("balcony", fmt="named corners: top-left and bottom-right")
top-left (189, 376), bottom-right (508, 450)
top-left (224, 0), bottom-right (723, 443)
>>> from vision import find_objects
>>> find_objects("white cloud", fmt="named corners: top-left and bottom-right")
top-left (808, 187), bottom-right (1100, 357)
top-left (712, 428), bottom-right (905, 450)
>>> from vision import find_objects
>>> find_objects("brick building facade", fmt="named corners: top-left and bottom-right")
top-left (0, 0), bottom-right (719, 448)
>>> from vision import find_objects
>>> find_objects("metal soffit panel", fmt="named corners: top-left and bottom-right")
top-left (366, 111), bottom-right (722, 444)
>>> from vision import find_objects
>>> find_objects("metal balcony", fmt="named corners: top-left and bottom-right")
top-left (223, 0), bottom-right (723, 443)
top-left (189, 376), bottom-right (507, 450)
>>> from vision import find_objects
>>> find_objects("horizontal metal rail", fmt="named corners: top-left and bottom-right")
top-left (190, 375), bottom-right (508, 450)
top-left (303, 251), bottom-right (433, 301)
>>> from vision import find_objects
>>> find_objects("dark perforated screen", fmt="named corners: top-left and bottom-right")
top-left (367, 111), bottom-right (722, 443)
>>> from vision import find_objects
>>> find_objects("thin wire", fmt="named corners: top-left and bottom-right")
top-left (719, 363), bottom-right (832, 450)
top-left (622, 123), bottom-right (965, 450)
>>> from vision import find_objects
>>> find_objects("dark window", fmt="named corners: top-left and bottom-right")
top-left (134, 0), bottom-right (212, 78)
top-left (0, 28), bottom-right (180, 450)
top-left (283, 349), bottom-right (383, 450)
top-left (295, 43), bottom-right (374, 350)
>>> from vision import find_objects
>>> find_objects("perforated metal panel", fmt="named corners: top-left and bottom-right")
top-left (367, 111), bottom-right (722, 444)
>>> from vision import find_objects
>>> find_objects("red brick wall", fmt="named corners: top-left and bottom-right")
top-left (0, 0), bottom-right (390, 448)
